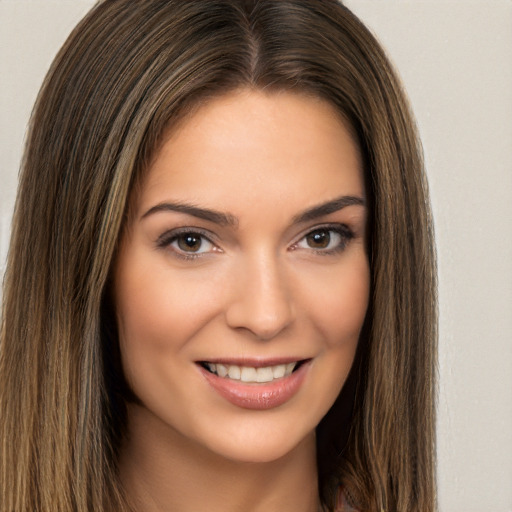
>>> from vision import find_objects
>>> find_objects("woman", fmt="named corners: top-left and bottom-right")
top-left (0, 1), bottom-right (437, 511)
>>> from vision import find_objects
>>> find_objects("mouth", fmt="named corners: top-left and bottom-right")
top-left (198, 360), bottom-right (308, 383)
top-left (196, 358), bottom-right (312, 410)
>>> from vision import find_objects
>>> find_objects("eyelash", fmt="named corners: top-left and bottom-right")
top-left (156, 224), bottom-right (354, 261)
top-left (291, 224), bottom-right (354, 256)
top-left (156, 228), bottom-right (217, 261)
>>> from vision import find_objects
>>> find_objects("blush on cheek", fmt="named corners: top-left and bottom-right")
top-left (315, 274), bottom-right (369, 348)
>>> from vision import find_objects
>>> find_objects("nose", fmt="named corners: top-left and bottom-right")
top-left (225, 253), bottom-right (295, 340)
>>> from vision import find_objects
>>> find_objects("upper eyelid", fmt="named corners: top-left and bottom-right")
top-left (294, 222), bottom-right (352, 241)
top-left (156, 227), bottom-right (218, 246)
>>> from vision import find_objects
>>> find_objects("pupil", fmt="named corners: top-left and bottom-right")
top-left (308, 230), bottom-right (330, 248)
top-left (178, 234), bottom-right (201, 252)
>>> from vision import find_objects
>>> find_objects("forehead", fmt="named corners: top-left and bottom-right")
top-left (137, 89), bottom-right (364, 218)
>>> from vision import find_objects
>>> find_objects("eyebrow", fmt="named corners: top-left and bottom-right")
top-left (141, 201), bottom-right (239, 227)
top-left (292, 195), bottom-right (365, 223)
top-left (140, 195), bottom-right (365, 227)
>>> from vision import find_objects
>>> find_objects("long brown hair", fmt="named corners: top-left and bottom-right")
top-left (0, 1), bottom-right (437, 510)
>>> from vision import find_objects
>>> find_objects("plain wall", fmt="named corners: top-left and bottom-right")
top-left (1, 1), bottom-right (511, 511)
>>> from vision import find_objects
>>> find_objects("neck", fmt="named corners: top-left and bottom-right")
top-left (119, 403), bottom-right (321, 512)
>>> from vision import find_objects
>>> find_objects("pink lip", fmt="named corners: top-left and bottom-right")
top-left (199, 356), bottom-right (303, 368)
top-left (198, 360), bottom-right (311, 410)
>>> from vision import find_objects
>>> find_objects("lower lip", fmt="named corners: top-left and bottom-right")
top-left (198, 361), bottom-right (311, 410)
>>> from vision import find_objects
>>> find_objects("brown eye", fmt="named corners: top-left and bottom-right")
top-left (295, 226), bottom-right (352, 254)
top-left (177, 233), bottom-right (203, 252)
top-left (157, 228), bottom-right (218, 259)
top-left (305, 229), bottom-right (331, 249)
top-left (163, 231), bottom-right (216, 256)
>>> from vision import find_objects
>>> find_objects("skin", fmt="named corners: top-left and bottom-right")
top-left (114, 89), bottom-right (370, 512)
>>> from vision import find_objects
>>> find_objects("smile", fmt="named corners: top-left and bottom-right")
top-left (197, 359), bottom-right (311, 410)
top-left (201, 361), bottom-right (300, 383)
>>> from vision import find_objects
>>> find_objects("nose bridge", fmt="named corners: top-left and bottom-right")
top-left (225, 248), bottom-right (294, 340)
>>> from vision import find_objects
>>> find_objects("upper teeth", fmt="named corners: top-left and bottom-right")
top-left (205, 362), bottom-right (297, 383)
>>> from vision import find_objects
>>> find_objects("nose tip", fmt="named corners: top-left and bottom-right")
top-left (225, 259), bottom-right (294, 340)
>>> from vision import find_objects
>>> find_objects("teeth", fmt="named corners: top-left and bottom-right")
top-left (272, 364), bottom-right (286, 379)
top-left (205, 362), bottom-right (299, 383)
top-left (216, 364), bottom-right (228, 377)
top-left (227, 365), bottom-right (241, 379)
top-left (256, 367), bottom-right (273, 383)
top-left (285, 362), bottom-right (295, 374)
top-left (240, 367), bottom-right (257, 382)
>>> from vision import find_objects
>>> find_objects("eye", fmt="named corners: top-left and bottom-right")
top-left (157, 229), bottom-right (218, 259)
top-left (173, 232), bottom-right (213, 253)
top-left (294, 225), bottom-right (352, 254)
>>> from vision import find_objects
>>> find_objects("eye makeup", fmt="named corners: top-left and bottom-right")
top-left (155, 227), bottom-right (220, 261)
top-left (291, 223), bottom-right (354, 256)
top-left (154, 222), bottom-right (355, 262)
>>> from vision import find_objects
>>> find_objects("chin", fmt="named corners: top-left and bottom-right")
top-left (193, 414), bottom-right (317, 465)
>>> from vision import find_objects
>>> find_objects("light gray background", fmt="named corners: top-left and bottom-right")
top-left (1, 1), bottom-right (511, 511)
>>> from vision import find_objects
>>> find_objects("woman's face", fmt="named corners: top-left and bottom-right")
top-left (114, 89), bottom-right (369, 463)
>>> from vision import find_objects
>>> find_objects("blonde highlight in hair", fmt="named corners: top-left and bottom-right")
top-left (1, 1), bottom-right (437, 511)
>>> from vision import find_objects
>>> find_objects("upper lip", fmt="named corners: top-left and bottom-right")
top-left (196, 357), bottom-right (310, 368)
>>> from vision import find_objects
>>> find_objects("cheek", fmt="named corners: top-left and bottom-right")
top-left (113, 250), bottom-right (226, 398)
top-left (306, 253), bottom-right (369, 406)
top-left (115, 254), bottom-right (222, 352)
top-left (305, 253), bottom-right (370, 349)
